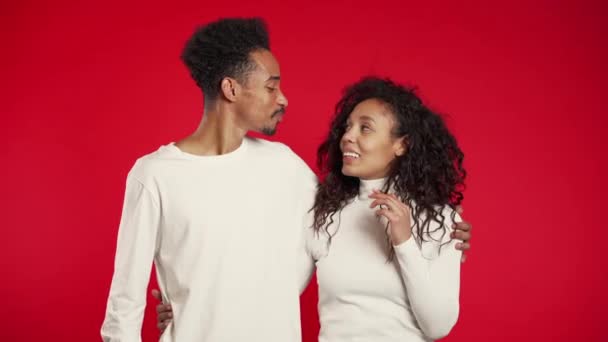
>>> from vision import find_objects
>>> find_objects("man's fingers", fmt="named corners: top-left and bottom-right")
top-left (455, 205), bottom-right (464, 214)
top-left (151, 289), bottom-right (161, 301)
top-left (156, 304), bottom-right (172, 314)
top-left (158, 312), bottom-right (173, 322)
top-left (452, 221), bottom-right (472, 232)
top-left (451, 229), bottom-right (471, 242)
top-left (157, 321), bottom-right (169, 332)
top-left (455, 242), bottom-right (471, 251)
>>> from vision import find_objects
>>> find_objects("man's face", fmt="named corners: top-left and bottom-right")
top-left (235, 49), bottom-right (288, 135)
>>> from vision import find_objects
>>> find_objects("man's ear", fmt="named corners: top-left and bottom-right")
top-left (220, 77), bottom-right (239, 102)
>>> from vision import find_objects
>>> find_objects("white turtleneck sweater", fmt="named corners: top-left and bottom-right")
top-left (301, 178), bottom-right (462, 342)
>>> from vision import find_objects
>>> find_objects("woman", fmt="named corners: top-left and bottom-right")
top-left (304, 76), bottom-right (466, 341)
top-left (155, 76), bottom-right (468, 341)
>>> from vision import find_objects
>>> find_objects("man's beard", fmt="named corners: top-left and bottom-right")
top-left (261, 125), bottom-right (277, 136)
top-left (262, 108), bottom-right (284, 135)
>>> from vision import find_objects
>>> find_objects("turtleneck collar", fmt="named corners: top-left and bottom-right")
top-left (358, 177), bottom-right (388, 200)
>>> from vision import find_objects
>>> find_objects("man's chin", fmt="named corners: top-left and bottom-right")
top-left (260, 129), bottom-right (277, 136)
top-left (260, 126), bottom-right (277, 136)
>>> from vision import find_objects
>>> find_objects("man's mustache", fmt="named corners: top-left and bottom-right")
top-left (271, 107), bottom-right (286, 118)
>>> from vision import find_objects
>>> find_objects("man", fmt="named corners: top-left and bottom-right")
top-left (101, 17), bottom-right (472, 342)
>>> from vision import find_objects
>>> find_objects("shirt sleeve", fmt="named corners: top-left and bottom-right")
top-left (289, 147), bottom-right (319, 294)
top-left (100, 173), bottom-right (161, 342)
top-left (393, 209), bottom-right (462, 340)
top-left (297, 210), bottom-right (317, 294)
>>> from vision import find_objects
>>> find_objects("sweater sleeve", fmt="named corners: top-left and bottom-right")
top-left (295, 171), bottom-right (318, 294)
top-left (393, 209), bottom-right (462, 340)
top-left (100, 173), bottom-right (161, 342)
top-left (283, 144), bottom-right (319, 294)
top-left (297, 212), bottom-right (317, 294)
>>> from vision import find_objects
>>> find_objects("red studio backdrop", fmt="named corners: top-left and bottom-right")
top-left (1, 0), bottom-right (606, 341)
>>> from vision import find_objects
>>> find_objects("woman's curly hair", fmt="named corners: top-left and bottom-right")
top-left (312, 76), bottom-right (466, 257)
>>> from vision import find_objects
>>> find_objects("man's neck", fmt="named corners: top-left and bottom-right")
top-left (175, 102), bottom-right (248, 156)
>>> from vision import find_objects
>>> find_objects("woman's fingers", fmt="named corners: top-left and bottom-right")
top-left (370, 193), bottom-right (408, 215)
top-left (375, 208), bottom-right (399, 223)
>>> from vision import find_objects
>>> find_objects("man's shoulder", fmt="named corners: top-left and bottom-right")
top-left (246, 136), bottom-right (292, 155)
top-left (245, 137), bottom-right (302, 164)
top-left (246, 136), bottom-right (318, 186)
top-left (250, 137), bottom-right (314, 167)
top-left (128, 144), bottom-right (179, 182)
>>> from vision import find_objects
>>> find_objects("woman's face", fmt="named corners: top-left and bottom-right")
top-left (340, 98), bottom-right (406, 180)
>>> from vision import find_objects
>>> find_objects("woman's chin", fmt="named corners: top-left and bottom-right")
top-left (341, 166), bottom-right (359, 178)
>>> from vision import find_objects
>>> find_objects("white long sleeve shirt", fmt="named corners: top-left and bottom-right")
top-left (101, 137), bottom-right (317, 342)
top-left (301, 178), bottom-right (462, 342)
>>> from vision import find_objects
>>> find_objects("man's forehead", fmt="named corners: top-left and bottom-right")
top-left (250, 50), bottom-right (280, 79)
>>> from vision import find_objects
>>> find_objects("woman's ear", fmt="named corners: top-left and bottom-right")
top-left (394, 136), bottom-right (408, 157)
